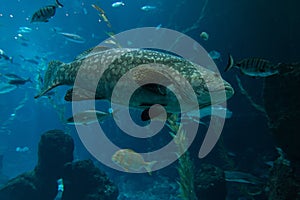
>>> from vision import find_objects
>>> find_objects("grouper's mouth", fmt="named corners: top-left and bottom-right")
top-left (201, 81), bottom-right (234, 102)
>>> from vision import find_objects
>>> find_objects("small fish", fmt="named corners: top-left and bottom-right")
top-left (200, 31), bottom-right (209, 41)
top-left (54, 179), bottom-right (64, 200)
top-left (112, 149), bottom-right (157, 174)
top-left (181, 105), bottom-right (232, 126)
top-left (3, 74), bottom-right (32, 86)
top-left (2, 73), bottom-right (24, 80)
top-left (225, 54), bottom-right (279, 77)
top-left (16, 146), bottom-right (29, 152)
top-left (30, 0), bottom-right (63, 23)
top-left (53, 28), bottom-right (85, 43)
top-left (66, 109), bottom-right (115, 125)
top-left (208, 50), bottom-right (221, 60)
top-left (0, 83), bottom-right (17, 94)
top-left (112, 2), bottom-right (125, 8)
top-left (8, 78), bottom-right (32, 86)
top-left (91, 4), bottom-right (112, 28)
top-left (17, 26), bottom-right (32, 33)
top-left (0, 49), bottom-right (13, 64)
top-left (141, 5), bottom-right (157, 11)
top-left (19, 55), bottom-right (39, 65)
top-left (224, 171), bottom-right (263, 185)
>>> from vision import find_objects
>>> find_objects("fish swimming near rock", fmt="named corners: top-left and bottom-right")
top-left (112, 149), bottom-right (157, 174)
top-left (225, 54), bottom-right (279, 77)
top-left (35, 47), bottom-right (234, 116)
top-left (30, 0), bottom-right (63, 23)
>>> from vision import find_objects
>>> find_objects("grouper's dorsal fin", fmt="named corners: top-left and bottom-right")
top-left (74, 46), bottom-right (111, 60)
top-left (34, 60), bottom-right (64, 99)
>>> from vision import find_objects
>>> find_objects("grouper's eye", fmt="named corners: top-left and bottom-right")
top-left (213, 73), bottom-right (220, 78)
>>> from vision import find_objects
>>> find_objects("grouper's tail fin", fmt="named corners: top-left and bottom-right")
top-left (34, 60), bottom-right (64, 99)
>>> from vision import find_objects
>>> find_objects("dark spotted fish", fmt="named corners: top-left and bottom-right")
top-left (30, 0), bottom-right (63, 23)
top-left (225, 54), bottom-right (279, 77)
top-left (35, 47), bottom-right (234, 114)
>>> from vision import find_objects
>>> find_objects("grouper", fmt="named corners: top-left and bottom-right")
top-left (35, 46), bottom-right (234, 115)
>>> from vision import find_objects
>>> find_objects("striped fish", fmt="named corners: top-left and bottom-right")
top-left (225, 54), bottom-right (279, 77)
top-left (30, 0), bottom-right (63, 23)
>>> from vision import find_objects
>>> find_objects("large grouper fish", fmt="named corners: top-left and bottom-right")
top-left (35, 46), bottom-right (234, 117)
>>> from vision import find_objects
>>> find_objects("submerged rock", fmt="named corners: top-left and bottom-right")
top-left (263, 63), bottom-right (300, 160)
top-left (0, 130), bottom-right (118, 200)
top-left (62, 160), bottom-right (118, 200)
top-left (194, 164), bottom-right (227, 200)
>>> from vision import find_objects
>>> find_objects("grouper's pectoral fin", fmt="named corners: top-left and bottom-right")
top-left (64, 87), bottom-right (104, 101)
top-left (34, 60), bottom-right (64, 99)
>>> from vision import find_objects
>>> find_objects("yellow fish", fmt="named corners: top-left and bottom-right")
top-left (112, 149), bottom-right (157, 174)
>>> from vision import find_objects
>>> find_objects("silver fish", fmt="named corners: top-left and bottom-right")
top-left (30, 0), bottom-right (63, 23)
top-left (53, 28), bottom-right (85, 44)
top-left (224, 170), bottom-right (263, 185)
top-left (35, 47), bottom-right (234, 114)
top-left (141, 5), bottom-right (157, 11)
top-left (66, 109), bottom-right (114, 125)
top-left (225, 54), bottom-right (279, 77)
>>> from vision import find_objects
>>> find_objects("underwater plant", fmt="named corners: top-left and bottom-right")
top-left (168, 115), bottom-right (197, 200)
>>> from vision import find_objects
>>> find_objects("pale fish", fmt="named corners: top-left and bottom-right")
top-left (18, 26), bottom-right (32, 33)
top-left (112, 2), bottom-right (125, 8)
top-left (141, 5), bottom-right (157, 11)
top-left (53, 28), bottom-right (85, 44)
top-left (112, 149), bottom-right (157, 174)
top-left (66, 109), bottom-right (115, 125)
top-left (182, 105), bottom-right (232, 125)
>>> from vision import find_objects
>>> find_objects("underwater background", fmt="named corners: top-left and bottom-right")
top-left (0, 0), bottom-right (300, 199)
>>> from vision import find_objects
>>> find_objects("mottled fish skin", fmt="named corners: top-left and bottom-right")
top-left (35, 47), bottom-right (234, 113)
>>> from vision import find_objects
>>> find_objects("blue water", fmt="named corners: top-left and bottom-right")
top-left (0, 0), bottom-right (299, 199)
